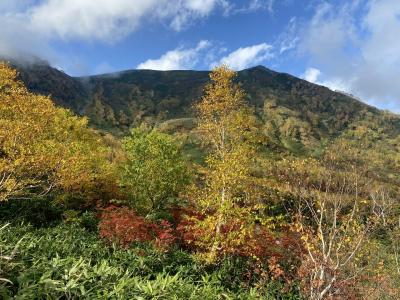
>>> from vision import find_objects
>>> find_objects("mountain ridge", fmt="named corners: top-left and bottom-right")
top-left (12, 61), bottom-right (373, 113)
top-left (8, 60), bottom-right (400, 152)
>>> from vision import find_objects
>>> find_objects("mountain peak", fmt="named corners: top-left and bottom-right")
top-left (252, 65), bottom-right (268, 70)
top-left (12, 61), bottom-right (397, 142)
top-left (244, 65), bottom-right (269, 72)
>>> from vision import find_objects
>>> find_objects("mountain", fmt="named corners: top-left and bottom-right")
top-left (11, 61), bottom-right (400, 152)
top-left (12, 61), bottom-right (90, 112)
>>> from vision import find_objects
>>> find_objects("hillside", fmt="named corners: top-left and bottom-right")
top-left (11, 60), bottom-right (89, 112)
top-left (13, 61), bottom-right (400, 151)
top-left (2, 61), bottom-right (400, 299)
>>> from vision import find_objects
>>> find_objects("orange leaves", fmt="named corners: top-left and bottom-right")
top-left (173, 206), bottom-right (303, 270)
top-left (99, 206), bottom-right (153, 248)
top-left (154, 220), bottom-right (177, 252)
top-left (189, 65), bottom-right (266, 263)
top-left (98, 205), bottom-right (176, 251)
top-left (0, 62), bottom-right (114, 201)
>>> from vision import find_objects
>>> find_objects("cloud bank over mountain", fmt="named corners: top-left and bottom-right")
top-left (137, 41), bottom-right (212, 70)
top-left (299, 0), bottom-right (400, 110)
top-left (0, 0), bottom-right (400, 111)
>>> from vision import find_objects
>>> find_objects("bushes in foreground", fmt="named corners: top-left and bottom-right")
top-left (0, 222), bottom-right (301, 299)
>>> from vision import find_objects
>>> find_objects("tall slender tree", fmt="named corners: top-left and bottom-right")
top-left (191, 66), bottom-right (261, 261)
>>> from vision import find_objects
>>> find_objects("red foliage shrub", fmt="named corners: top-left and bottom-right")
top-left (99, 205), bottom-right (303, 283)
top-left (173, 207), bottom-right (302, 260)
top-left (173, 208), bottom-right (304, 283)
top-left (171, 207), bottom-right (205, 251)
top-left (99, 205), bottom-right (153, 248)
top-left (98, 205), bottom-right (176, 251)
top-left (154, 220), bottom-right (176, 251)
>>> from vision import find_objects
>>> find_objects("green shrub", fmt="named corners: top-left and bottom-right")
top-left (0, 222), bottom-right (302, 299)
top-left (80, 211), bottom-right (99, 232)
top-left (121, 127), bottom-right (191, 214)
top-left (0, 198), bottom-right (63, 227)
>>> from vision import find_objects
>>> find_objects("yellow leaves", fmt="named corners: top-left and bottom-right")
top-left (189, 66), bottom-right (271, 263)
top-left (0, 62), bottom-right (113, 201)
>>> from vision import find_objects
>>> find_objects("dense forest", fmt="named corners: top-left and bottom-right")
top-left (1, 61), bottom-right (400, 299)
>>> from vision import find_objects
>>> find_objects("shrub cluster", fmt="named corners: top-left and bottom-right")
top-left (98, 205), bottom-right (176, 251)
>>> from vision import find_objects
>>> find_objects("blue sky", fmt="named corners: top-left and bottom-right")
top-left (47, 0), bottom-right (307, 75)
top-left (1, 0), bottom-right (400, 111)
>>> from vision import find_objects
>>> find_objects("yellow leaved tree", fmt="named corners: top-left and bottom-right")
top-left (190, 66), bottom-right (263, 262)
top-left (0, 62), bottom-right (114, 203)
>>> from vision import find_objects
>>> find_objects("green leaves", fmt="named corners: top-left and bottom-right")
top-left (0, 222), bottom-right (281, 299)
top-left (121, 127), bottom-right (190, 214)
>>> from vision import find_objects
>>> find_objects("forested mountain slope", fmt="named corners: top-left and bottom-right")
top-left (2, 61), bottom-right (400, 299)
top-left (13, 61), bottom-right (400, 151)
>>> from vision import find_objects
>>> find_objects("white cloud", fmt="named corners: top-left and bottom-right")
top-left (299, 0), bottom-right (400, 110)
top-left (185, 0), bottom-right (219, 15)
top-left (280, 37), bottom-right (298, 54)
top-left (278, 17), bottom-right (299, 53)
top-left (222, 0), bottom-right (274, 16)
top-left (0, 0), bottom-right (276, 73)
top-left (30, 0), bottom-right (152, 41)
top-left (0, 0), bottom-right (32, 12)
top-left (303, 67), bottom-right (321, 83)
top-left (266, 0), bottom-right (275, 13)
top-left (300, 2), bottom-right (357, 69)
top-left (302, 67), bottom-right (350, 92)
top-left (29, 0), bottom-right (224, 41)
top-left (0, 6), bottom-right (54, 63)
top-left (246, 0), bottom-right (274, 12)
top-left (156, 0), bottom-right (222, 31)
top-left (137, 41), bottom-right (211, 70)
top-left (212, 43), bottom-right (273, 70)
top-left (138, 41), bottom-right (275, 71)
top-left (0, 0), bottom-right (226, 63)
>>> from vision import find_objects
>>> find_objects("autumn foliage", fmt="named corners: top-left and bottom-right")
top-left (2, 62), bottom-right (399, 299)
top-left (98, 205), bottom-right (176, 251)
top-left (0, 62), bottom-right (115, 203)
top-left (172, 207), bottom-right (303, 281)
